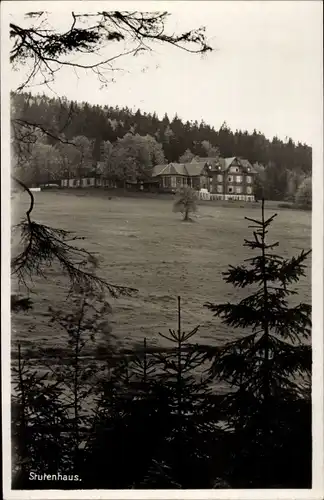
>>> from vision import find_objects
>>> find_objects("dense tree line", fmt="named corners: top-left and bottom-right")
top-left (12, 92), bottom-right (312, 201)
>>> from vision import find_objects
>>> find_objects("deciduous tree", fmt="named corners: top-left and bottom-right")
top-left (201, 140), bottom-right (220, 158)
top-left (173, 187), bottom-right (197, 222)
top-left (14, 140), bottom-right (61, 187)
top-left (295, 177), bottom-right (312, 209)
top-left (179, 149), bottom-right (194, 164)
top-left (108, 133), bottom-right (165, 185)
top-left (72, 135), bottom-right (94, 181)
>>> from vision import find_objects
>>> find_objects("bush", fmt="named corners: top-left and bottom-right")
top-left (295, 177), bottom-right (312, 208)
top-left (173, 187), bottom-right (197, 221)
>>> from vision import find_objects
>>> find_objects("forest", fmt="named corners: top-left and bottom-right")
top-left (12, 91), bottom-right (312, 202)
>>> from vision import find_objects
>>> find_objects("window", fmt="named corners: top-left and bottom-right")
top-left (247, 167), bottom-right (250, 172)
top-left (217, 174), bottom-right (223, 182)
top-left (246, 186), bottom-right (252, 194)
top-left (246, 176), bottom-right (252, 184)
top-left (228, 187), bottom-right (233, 193)
top-left (236, 186), bottom-right (242, 194)
top-left (73, 179), bottom-right (77, 186)
top-left (236, 175), bottom-right (242, 183)
top-left (217, 185), bottom-right (223, 193)
top-left (171, 176), bottom-right (176, 188)
top-left (87, 178), bottom-right (91, 185)
top-left (227, 176), bottom-right (233, 183)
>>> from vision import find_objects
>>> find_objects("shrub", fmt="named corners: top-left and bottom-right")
top-left (295, 177), bottom-right (312, 209)
top-left (173, 187), bottom-right (197, 221)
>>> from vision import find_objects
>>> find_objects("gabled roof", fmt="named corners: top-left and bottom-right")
top-left (198, 157), bottom-right (236, 171)
top-left (152, 162), bottom-right (208, 177)
top-left (239, 158), bottom-right (251, 168)
top-left (151, 164), bottom-right (168, 177)
top-left (211, 157), bottom-right (256, 173)
top-left (224, 157), bottom-right (237, 169)
top-left (240, 158), bottom-right (257, 173)
top-left (151, 156), bottom-right (256, 177)
top-left (152, 163), bottom-right (187, 176)
top-left (184, 162), bottom-right (208, 176)
top-left (167, 163), bottom-right (187, 176)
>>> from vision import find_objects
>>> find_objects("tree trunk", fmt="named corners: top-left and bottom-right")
top-left (183, 209), bottom-right (189, 221)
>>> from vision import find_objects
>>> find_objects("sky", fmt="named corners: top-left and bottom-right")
top-left (5, 0), bottom-right (323, 146)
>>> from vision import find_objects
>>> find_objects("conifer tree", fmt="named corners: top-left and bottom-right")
top-left (205, 199), bottom-right (312, 488)
top-left (80, 297), bottom-right (224, 489)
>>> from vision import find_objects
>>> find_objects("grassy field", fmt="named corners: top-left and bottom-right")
top-left (12, 190), bottom-right (311, 359)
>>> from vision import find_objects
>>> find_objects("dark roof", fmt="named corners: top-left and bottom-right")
top-left (239, 158), bottom-right (257, 173)
top-left (151, 164), bottom-right (168, 177)
top-left (152, 162), bottom-right (207, 177)
top-left (192, 157), bottom-right (231, 172)
top-left (151, 157), bottom-right (256, 177)
top-left (161, 163), bottom-right (187, 176)
top-left (191, 157), bottom-right (238, 172)
top-left (213, 157), bottom-right (257, 173)
top-left (183, 162), bottom-right (208, 176)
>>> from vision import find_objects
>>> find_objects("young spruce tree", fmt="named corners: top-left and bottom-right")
top-left (205, 199), bottom-right (312, 488)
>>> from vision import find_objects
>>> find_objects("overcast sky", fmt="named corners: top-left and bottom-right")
top-left (6, 0), bottom-right (323, 146)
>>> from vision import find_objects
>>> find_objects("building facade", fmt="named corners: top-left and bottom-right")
top-left (60, 156), bottom-right (256, 201)
top-left (61, 177), bottom-right (117, 188)
top-left (151, 156), bottom-right (256, 200)
top-left (151, 163), bottom-right (211, 193)
top-left (208, 157), bottom-right (256, 201)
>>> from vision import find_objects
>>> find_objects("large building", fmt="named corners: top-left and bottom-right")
top-left (150, 156), bottom-right (256, 201)
top-left (208, 157), bottom-right (256, 200)
top-left (60, 155), bottom-right (257, 201)
top-left (150, 162), bottom-right (211, 192)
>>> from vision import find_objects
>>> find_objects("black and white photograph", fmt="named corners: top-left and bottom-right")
top-left (1, 1), bottom-right (323, 498)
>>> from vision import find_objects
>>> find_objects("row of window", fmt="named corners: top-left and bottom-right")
top-left (160, 176), bottom-right (253, 195)
top-left (162, 177), bottom-right (201, 188)
top-left (216, 185), bottom-right (253, 194)
top-left (162, 177), bottom-right (192, 188)
top-left (228, 166), bottom-right (251, 173)
top-left (63, 178), bottom-right (105, 187)
top-left (161, 175), bottom-right (252, 186)
top-left (215, 174), bottom-right (252, 183)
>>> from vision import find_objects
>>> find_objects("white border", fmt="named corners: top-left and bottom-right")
top-left (2, 2), bottom-right (323, 499)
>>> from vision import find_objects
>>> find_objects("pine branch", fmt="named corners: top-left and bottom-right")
top-left (10, 11), bottom-right (212, 91)
top-left (11, 176), bottom-right (136, 297)
top-left (11, 294), bottom-right (33, 312)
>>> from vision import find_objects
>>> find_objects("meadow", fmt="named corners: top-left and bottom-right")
top-left (11, 190), bottom-right (312, 360)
